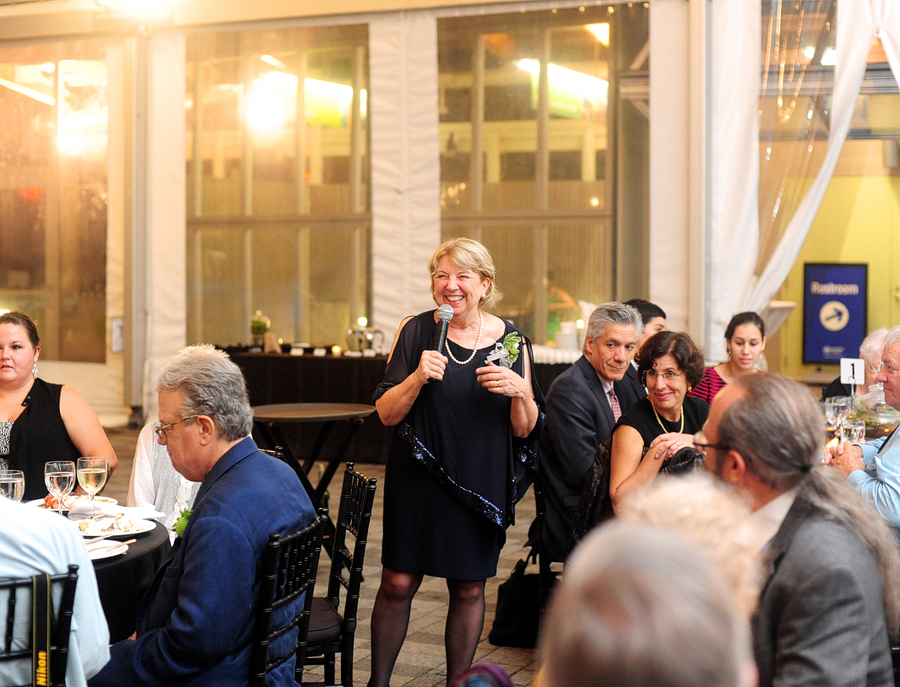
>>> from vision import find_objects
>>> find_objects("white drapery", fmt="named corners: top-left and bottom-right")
top-left (706, 0), bottom-right (761, 360)
top-left (369, 12), bottom-right (442, 342)
top-left (707, 0), bottom-right (900, 360)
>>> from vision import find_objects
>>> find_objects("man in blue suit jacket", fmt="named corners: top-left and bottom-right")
top-left (90, 345), bottom-right (315, 687)
top-left (538, 302), bottom-right (645, 562)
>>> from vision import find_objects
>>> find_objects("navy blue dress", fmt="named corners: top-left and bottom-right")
top-left (373, 311), bottom-right (542, 580)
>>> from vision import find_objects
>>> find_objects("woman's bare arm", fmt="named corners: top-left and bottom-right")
top-left (609, 424), bottom-right (665, 513)
top-left (59, 385), bottom-right (119, 475)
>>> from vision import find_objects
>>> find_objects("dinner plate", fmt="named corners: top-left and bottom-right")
top-left (26, 495), bottom-right (117, 509)
top-left (79, 518), bottom-right (155, 538)
top-left (26, 498), bottom-right (70, 513)
top-left (87, 540), bottom-right (129, 561)
top-left (73, 495), bottom-right (118, 506)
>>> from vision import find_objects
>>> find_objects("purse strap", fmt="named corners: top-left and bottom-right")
top-left (32, 573), bottom-right (51, 687)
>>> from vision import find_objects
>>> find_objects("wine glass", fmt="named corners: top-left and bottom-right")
top-left (44, 461), bottom-right (75, 516)
top-left (0, 469), bottom-right (24, 502)
top-left (842, 419), bottom-right (866, 445)
top-left (76, 457), bottom-right (108, 516)
top-left (831, 396), bottom-right (853, 427)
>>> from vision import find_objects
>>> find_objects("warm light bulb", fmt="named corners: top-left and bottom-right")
top-left (585, 23), bottom-right (610, 47)
top-left (358, 316), bottom-right (368, 327)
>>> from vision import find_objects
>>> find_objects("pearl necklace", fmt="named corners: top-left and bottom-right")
top-left (445, 311), bottom-right (484, 365)
top-left (651, 401), bottom-right (684, 435)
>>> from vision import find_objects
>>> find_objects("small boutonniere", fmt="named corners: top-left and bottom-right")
top-left (173, 508), bottom-right (193, 539)
top-left (484, 333), bottom-right (522, 368)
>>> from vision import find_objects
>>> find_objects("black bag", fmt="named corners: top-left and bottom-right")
top-left (488, 558), bottom-right (541, 648)
top-left (660, 446), bottom-right (705, 475)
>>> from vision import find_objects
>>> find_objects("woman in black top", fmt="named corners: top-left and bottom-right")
top-left (609, 331), bottom-right (709, 513)
top-left (369, 238), bottom-right (542, 687)
top-left (0, 311), bottom-right (117, 500)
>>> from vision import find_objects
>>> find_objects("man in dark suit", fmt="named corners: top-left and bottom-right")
top-left (538, 302), bottom-right (644, 563)
top-left (90, 346), bottom-right (316, 687)
top-left (624, 298), bottom-right (666, 389)
top-left (700, 374), bottom-right (900, 687)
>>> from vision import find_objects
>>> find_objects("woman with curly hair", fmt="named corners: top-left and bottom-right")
top-left (609, 330), bottom-right (709, 512)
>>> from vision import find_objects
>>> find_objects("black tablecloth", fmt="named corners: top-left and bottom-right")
top-left (93, 522), bottom-right (171, 642)
top-left (229, 351), bottom-right (570, 464)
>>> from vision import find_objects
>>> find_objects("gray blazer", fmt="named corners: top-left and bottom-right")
top-left (537, 355), bottom-right (643, 562)
top-left (753, 496), bottom-right (893, 687)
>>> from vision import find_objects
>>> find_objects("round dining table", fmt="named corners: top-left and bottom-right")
top-left (92, 521), bottom-right (171, 642)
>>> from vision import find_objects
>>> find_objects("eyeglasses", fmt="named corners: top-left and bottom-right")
top-left (878, 362), bottom-right (900, 375)
top-left (154, 416), bottom-right (199, 445)
top-left (646, 369), bottom-right (684, 380)
top-left (693, 431), bottom-right (729, 456)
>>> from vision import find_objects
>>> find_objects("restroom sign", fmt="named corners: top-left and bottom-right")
top-left (803, 263), bottom-right (867, 365)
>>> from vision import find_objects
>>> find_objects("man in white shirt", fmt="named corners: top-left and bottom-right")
top-left (0, 496), bottom-right (109, 686)
top-left (698, 374), bottom-right (899, 687)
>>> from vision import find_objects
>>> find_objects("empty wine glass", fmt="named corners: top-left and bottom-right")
top-left (0, 469), bottom-right (24, 502)
top-left (44, 461), bottom-right (75, 516)
top-left (76, 457), bottom-right (108, 516)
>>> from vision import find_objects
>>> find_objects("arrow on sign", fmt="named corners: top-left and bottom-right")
top-left (824, 308), bottom-right (844, 323)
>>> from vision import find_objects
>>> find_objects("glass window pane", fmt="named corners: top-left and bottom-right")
top-left (188, 222), bottom-right (367, 346)
top-left (187, 25), bottom-right (368, 218)
top-left (439, 10), bottom-right (614, 216)
top-left (438, 5), bottom-right (647, 344)
top-left (0, 39), bottom-right (110, 362)
top-left (187, 24), bottom-right (369, 348)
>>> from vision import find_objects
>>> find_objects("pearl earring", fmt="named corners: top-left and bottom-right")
top-left (32, 362), bottom-right (38, 378)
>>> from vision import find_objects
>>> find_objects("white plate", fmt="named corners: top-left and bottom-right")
top-left (73, 495), bottom-right (118, 506)
top-left (26, 495), bottom-right (117, 509)
top-left (87, 540), bottom-right (129, 560)
top-left (79, 518), bottom-right (155, 538)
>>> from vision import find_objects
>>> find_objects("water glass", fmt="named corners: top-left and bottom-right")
top-left (77, 456), bottom-right (108, 516)
top-left (830, 396), bottom-right (853, 425)
top-left (821, 401), bottom-right (840, 443)
top-left (44, 461), bottom-right (75, 516)
top-left (0, 470), bottom-right (24, 502)
top-left (842, 419), bottom-right (866, 445)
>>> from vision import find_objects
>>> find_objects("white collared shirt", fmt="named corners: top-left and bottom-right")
top-left (749, 487), bottom-right (799, 553)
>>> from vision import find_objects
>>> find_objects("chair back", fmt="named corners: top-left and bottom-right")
top-left (0, 564), bottom-right (79, 687)
top-left (325, 463), bottom-right (377, 618)
top-left (249, 516), bottom-right (324, 687)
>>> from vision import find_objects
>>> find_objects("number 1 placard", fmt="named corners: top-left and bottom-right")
top-left (840, 358), bottom-right (865, 386)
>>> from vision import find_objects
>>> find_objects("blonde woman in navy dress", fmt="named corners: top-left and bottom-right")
top-left (369, 238), bottom-right (542, 687)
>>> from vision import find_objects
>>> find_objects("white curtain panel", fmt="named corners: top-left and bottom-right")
top-left (369, 12), bottom-right (442, 345)
top-left (709, 0), bottom-right (900, 359)
top-left (144, 31), bottom-right (188, 416)
top-left (707, 0), bottom-right (762, 361)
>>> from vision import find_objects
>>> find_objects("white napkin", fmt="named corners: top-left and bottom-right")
top-left (68, 500), bottom-right (165, 521)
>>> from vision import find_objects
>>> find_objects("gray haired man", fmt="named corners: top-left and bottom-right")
top-left (537, 302), bottom-right (644, 562)
top-left (91, 345), bottom-right (316, 687)
top-left (700, 374), bottom-right (900, 687)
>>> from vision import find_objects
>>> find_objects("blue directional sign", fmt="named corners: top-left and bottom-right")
top-left (803, 263), bottom-right (867, 365)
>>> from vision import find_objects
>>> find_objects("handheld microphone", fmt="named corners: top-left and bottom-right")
top-left (429, 305), bottom-right (453, 383)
